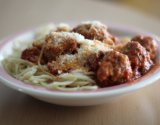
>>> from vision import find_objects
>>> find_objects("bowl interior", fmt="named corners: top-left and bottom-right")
top-left (0, 23), bottom-right (160, 94)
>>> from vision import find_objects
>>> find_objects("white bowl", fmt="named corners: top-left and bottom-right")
top-left (0, 23), bottom-right (160, 106)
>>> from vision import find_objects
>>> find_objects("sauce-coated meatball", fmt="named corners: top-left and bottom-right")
top-left (97, 51), bottom-right (133, 87)
top-left (72, 23), bottom-right (114, 45)
top-left (122, 42), bottom-right (153, 77)
top-left (131, 35), bottom-right (158, 54)
top-left (21, 47), bottom-right (47, 65)
top-left (43, 33), bottom-right (79, 62)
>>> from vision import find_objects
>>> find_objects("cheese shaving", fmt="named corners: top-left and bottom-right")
top-left (48, 32), bottom-right (85, 47)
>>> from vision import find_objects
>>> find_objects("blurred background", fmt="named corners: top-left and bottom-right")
top-left (106, 0), bottom-right (160, 19)
top-left (0, 0), bottom-right (160, 39)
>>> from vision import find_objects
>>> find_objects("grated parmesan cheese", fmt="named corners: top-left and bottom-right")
top-left (58, 70), bottom-right (62, 74)
top-left (49, 32), bottom-right (85, 47)
top-left (78, 39), bottom-right (94, 45)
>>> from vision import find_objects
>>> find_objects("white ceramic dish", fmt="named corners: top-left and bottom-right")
top-left (0, 23), bottom-right (160, 106)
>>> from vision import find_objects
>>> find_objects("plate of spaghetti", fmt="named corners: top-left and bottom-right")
top-left (0, 21), bottom-right (160, 106)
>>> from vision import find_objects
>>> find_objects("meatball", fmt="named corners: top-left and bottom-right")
top-left (97, 51), bottom-right (133, 87)
top-left (72, 22), bottom-right (114, 45)
top-left (122, 42), bottom-right (153, 76)
top-left (43, 32), bottom-right (80, 62)
top-left (131, 35), bottom-right (158, 54)
top-left (21, 38), bottom-right (48, 64)
top-left (87, 51), bottom-right (105, 72)
top-left (21, 47), bottom-right (47, 65)
top-left (47, 55), bottom-right (80, 75)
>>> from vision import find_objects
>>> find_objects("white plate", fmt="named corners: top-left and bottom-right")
top-left (0, 23), bottom-right (160, 106)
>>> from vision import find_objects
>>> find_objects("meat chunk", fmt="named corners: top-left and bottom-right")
top-left (131, 35), bottom-right (158, 54)
top-left (72, 21), bottom-right (114, 45)
top-left (21, 38), bottom-right (47, 64)
top-left (87, 51), bottom-right (105, 72)
top-left (43, 32), bottom-right (81, 62)
top-left (21, 47), bottom-right (47, 64)
top-left (47, 55), bottom-right (80, 75)
top-left (122, 42), bottom-right (153, 77)
top-left (96, 51), bottom-right (133, 87)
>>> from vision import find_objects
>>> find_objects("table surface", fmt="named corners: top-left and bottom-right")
top-left (0, 0), bottom-right (160, 124)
